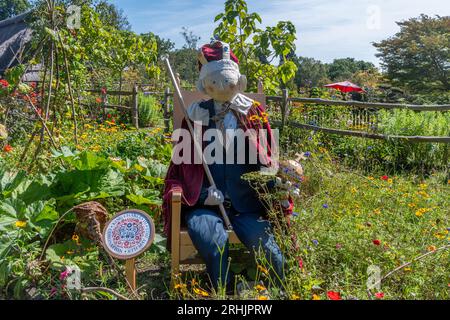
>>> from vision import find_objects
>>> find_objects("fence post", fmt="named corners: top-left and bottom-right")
top-left (132, 84), bottom-right (139, 129)
top-left (281, 88), bottom-right (289, 131)
top-left (101, 87), bottom-right (107, 121)
top-left (163, 87), bottom-right (171, 133)
top-left (257, 79), bottom-right (264, 94)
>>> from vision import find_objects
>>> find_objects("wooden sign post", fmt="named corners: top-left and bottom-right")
top-left (102, 209), bottom-right (155, 292)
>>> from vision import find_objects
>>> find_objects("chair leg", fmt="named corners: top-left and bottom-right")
top-left (171, 190), bottom-right (182, 283)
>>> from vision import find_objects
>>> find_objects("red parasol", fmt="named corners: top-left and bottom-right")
top-left (324, 81), bottom-right (365, 93)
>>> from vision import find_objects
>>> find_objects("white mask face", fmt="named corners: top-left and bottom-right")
top-left (202, 69), bottom-right (241, 103)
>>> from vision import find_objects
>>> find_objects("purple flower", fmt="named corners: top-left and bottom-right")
top-left (312, 239), bottom-right (319, 246)
top-left (293, 212), bottom-right (299, 217)
top-left (304, 152), bottom-right (311, 157)
top-left (323, 204), bottom-right (329, 209)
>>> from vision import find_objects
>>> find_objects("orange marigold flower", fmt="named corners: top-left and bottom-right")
top-left (3, 144), bottom-right (13, 153)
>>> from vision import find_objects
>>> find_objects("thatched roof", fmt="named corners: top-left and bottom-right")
top-left (0, 11), bottom-right (33, 75)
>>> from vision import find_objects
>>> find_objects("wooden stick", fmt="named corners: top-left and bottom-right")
top-left (164, 58), bottom-right (233, 230)
top-left (125, 258), bottom-right (136, 291)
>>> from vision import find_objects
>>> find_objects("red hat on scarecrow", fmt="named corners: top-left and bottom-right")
top-left (197, 40), bottom-right (240, 80)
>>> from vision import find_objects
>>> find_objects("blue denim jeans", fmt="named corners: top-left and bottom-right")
top-left (185, 206), bottom-right (285, 288)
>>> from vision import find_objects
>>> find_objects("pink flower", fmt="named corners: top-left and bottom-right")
top-left (49, 287), bottom-right (57, 297)
top-left (336, 243), bottom-right (342, 249)
top-left (59, 269), bottom-right (69, 281)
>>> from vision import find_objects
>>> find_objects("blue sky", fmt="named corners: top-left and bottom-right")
top-left (107, 0), bottom-right (449, 66)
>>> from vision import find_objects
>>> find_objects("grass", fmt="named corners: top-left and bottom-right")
top-left (0, 116), bottom-right (448, 300)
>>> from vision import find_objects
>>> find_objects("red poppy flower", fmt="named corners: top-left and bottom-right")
top-left (106, 113), bottom-right (112, 119)
top-left (3, 144), bottom-right (13, 153)
top-left (381, 175), bottom-right (389, 181)
top-left (327, 291), bottom-right (342, 300)
top-left (298, 258), bottom-right (304, 270)
top-left (373, 239), bottom-right (381, 246)
top-left (375, 292), bottom-right (384, 299)
top-left (0, 79), bottom-right (9, 88)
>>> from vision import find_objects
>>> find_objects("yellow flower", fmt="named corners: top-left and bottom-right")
top-left (15, 221), bottom-right (27, 228)
top-left (193, 287), bottom-right (209, 297)
top-left (404, 267), bottom-right (412, 272)
top-left (254, 284), bottom-right (266, 292)
top-left (174, 283), bottom-right (187, 290)
top-left (257, 295), bottom-right (269, 300)
top-left (388, 179), bottom-right (393, 184)
top-left (72, 234), bottom-right (79, 242)
top-left (427, 245), bottom-right (437, 252)
top-left (312, 294), bottom-right (321, 300)
top-left (368, 176), bottom-right (374, 180)
top-left (373, 209), bottom-right (381, 215)
top-left (408, 203), bottom-right (417, 208)
top-left (419, 184), bottom-right (428, 189)
top-left (260, 112), bottom-right (269, 118)
top-left (249, 115), bottom-right (260, 121)
top-left (434, 231), bottom-right (448, 240)
top-left (415, 208), bottom-right (432, 217)
top-left (351, 187), bottom-right (357, 194)
top-left (257, 265), bottom-right (269, 275)
top-left (291, 294), bottom-right (301, 300)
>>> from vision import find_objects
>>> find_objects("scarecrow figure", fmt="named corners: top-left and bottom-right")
top-left (162, 40), bottom-right (293, 289)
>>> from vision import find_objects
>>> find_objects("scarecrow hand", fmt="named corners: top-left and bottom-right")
top-left (204, 187), bottom-right (225, 206)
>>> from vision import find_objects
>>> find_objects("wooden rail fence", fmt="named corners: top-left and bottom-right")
top-left (83, 85), bottom-right (449, 144)
top-left (267, 89), bottom-right (450, 144)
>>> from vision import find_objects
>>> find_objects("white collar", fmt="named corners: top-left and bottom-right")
top-left (187, 93), bottom-right (254, 125)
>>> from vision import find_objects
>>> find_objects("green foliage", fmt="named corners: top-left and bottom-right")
top-left (374, 14), bottom-right (450, 93)
top-left (138, 93), bottom-right (163, 128)
top-left (327, 58), bottom-right (376, 82)
top-left (213, 0), bottom-right (298, 93)
top-left (0, 0), bottom-right (30, 20)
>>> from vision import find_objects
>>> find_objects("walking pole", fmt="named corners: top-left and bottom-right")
top-left (164, 58), bottom-right (233, 231)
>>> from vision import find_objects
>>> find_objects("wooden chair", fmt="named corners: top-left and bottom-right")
top-left (170, 89), bottom-right (267, 275)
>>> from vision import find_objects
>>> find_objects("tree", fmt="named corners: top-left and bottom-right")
top-left (327, 58), bottom-right (376, 81)
top-left (374, 14), bottom-right (449, 92)
top-left (213, 0), bottom-right (297, 94)
top-left (168, 28), bottom-right (201, 87)
top-left (93, 0), bottom-right (130, 31)
top-left (0, 0), bottom-right (30, 20)
top-left (292, 56), bottom-right (329, 89)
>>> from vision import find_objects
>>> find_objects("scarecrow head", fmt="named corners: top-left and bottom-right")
top-left (197, 41), bottom-right (247, 103)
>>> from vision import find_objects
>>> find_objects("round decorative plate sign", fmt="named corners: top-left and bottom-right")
top-left (102, 209), bottom-right (155, 260)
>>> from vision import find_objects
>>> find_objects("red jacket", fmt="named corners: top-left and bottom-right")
top-left (162, 101), bottom-right (293, 241)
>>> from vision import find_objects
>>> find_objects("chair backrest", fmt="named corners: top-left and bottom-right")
top-left (173, 90), bottom-right (266, 130)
